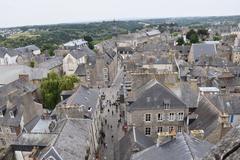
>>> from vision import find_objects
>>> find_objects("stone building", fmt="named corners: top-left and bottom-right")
top-left (54, 85), bottom-right (102, 151)
top-left (0, 78), bottom-right (43, 148)
top-left (126, 79), bottom-right (188, 140)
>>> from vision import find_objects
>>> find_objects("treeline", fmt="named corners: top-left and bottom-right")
top-left (0, 21), bottom-right (145, 54)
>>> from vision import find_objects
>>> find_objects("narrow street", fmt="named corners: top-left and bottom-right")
top-left (99, 68), bottom-right (125, 160)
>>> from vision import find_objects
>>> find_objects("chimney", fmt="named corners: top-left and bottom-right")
top-left (19, 74), bottom-right (29, 82)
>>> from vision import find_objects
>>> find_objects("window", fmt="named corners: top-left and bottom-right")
top-left (163, 99), bottom-right (170, 109)
top-left (9, 111), bottom-right (14, 118)
top-left (145, 114), bottom-right (151, 122)
top-left (47, 156), bottom-right (56, 160)
top-left (145, 127), bottom-right (151, 135)
top-left (177, 112), bottom-right (184, 121)
top-left (157, 126), bottom-right (163, 133)
top-left (169, 113), bottom-right (175, 121)
top-left (0, 138), bottom-right (6, 146)
top-left (157, 113), bottom-right (163, 121)
top-left (177, 126), bottom-right (182, 132)
top-left (146, 97), bottom-right (151, 102)
top-left (10, 127), bottom-right (15, 133)
top-left (169, 126), bottom-right (174, 133)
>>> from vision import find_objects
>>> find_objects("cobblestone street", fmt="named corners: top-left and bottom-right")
top-left (99, 68), bottom-right (125, 160)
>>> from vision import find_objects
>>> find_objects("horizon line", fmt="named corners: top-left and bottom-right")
top-left (1, 14), bottom-right (240, 29)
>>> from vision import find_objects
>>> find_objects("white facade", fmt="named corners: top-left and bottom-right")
top-left (0, 54), bottom-right (18, 65)
top-left (33, 49), bottom-right (41, 55)
top-left (63, 53), bottom-right (87, 75)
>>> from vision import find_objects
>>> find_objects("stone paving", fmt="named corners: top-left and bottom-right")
top-left (99, 68), bottom-right (125, 160)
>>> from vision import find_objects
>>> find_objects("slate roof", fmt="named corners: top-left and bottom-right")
top-left (23, 115), bottom-right (41, 133)
top-left (38, 56), bottom-right (63, 70)
top-left (15, 45), bottom-right (40, 54)
top-left (63, 39), bottom-right (87, 47)
top-left (129, 79), bottom-right (186, 111)
top-left (191, 43), bottom-right (217, 60)
top-left (58, 85), bottom-right (99, 118)
top-left (203, 125), bottom-right (240, 160)
top-left (0, 47), bottom-right (19, 58)
top-left (74, 64), bottom-right (86, 76)
top-left (206, 94), bottom-right (240, 115)
top-left (0, 103), bottom-right (23, 127)
top-left (131, 133), bottom-right (213, 160)
top-left (38, 119), bottom-right (93, 160)
top-left (13, 133), bottom-right (58, 148)
top-left (69, 47), bottom-right (96, 66)
top-left (146, 30), bottom-right (161, 37)
top-left (189, 96), bottom-right (220, 137)
top-left (116, 127), bottom-right (155, 160)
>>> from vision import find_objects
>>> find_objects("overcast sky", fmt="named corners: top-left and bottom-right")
top-left (0, 0), bottom-right (240, 28)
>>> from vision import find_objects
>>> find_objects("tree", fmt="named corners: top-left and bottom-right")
top-left (40, 72), bottom-right (61, 110)
top-left (30, 61), bottom-right (35, 68)
top-left (84, 35), bottom-right (94, 50)
top-left (197, 29), bottom-right (209, 40)
top-left (176, 37), bottom-right (185, 46)
top-left (40, 72), bottom-right (79, 110)
top-left (83, 35), bottom-right (93, 42)
top-left (186, 29), bottom-right (199, 44)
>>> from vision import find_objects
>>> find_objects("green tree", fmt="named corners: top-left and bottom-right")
top-left (84, 35), bottom-right (93, 42)
top-left (176, 37), bottom-right (185, 46)
top-left (30, 61), bottom-right (35, 68)
top-left (186, 29), bottom-right (199, 44)
top-left (40, 72), bottom-right (79, 110)
top-left (40, 72), bottom-right (61, 110)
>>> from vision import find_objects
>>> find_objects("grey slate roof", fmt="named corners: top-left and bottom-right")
top-left (58, 85), bottom-right (99, 118)
top-left (74, 64), bottom-right (86, 76)
top-left (15, 45), bottom-right (40, 53)
top-left (69, 47), bottom-right (96, 65)
top-left (0, 104), bottom-right (23, 127)
top-left (129, 79), bottom-right (186, 111)
top-left (189, 96), bottom-right (220, 137)
top-left (116, 127), bottom-right (155, 160)
top-left (203, 125), bottom-right (240, 160)
top-left (23, 115), bottom-right (41, 133)
top-left (191, 43), bottom-right (217, 60)
top-left (13, 133), bottom-right (58, 148)
top-left (38, 56), bottom-right (63, 70)
top-left (38, 118), bottom-right (93, 160)
top-left (131, 133), bottom-right (213, 160)
top-left (0, 47), bottom-right (19, 57)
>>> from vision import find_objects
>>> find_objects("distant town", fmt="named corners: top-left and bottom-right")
top-left (1, 15), bottom-right (240, 160)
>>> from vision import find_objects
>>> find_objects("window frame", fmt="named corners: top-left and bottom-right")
top-left (177, 112), bottom-right (184, 121)
top-left (144, 113), bottom-right (151, 122)
top-left (157, 126), bottom-right (163, 133)
top-left (168, 112), bottom-right (175, 121)
top-left (145, 127), bottom-right (151, 136)
top-left (157, 113), bottom-right (164, 121)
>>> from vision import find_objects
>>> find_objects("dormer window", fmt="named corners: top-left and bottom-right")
top-left (163, 99), bottom-right (170, 109)
top-left (147, 97), bottom-right (151, 102)
top-left (9, 111), bottom-right (14, 118)
top-left (88, 107), bottom-right (92, 112)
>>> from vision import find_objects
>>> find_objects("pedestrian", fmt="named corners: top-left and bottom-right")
top-left (111, 135), bottom-right (114, 141)
top-left (105, 119), bottom-right (107, 125)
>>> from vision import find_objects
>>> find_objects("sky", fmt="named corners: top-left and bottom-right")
top-left (0, 0), bottom-right (240, 28)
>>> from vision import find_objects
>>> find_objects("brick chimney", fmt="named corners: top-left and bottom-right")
top-left (19, 74), bottom-right (29, 82)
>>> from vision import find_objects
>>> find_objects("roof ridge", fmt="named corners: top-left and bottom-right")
top-left (182, 133), bottom-right (195, 159)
